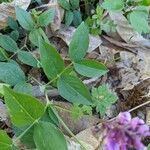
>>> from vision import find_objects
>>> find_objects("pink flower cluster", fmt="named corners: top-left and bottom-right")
top-left (103, 112), bottom-right (150, 150)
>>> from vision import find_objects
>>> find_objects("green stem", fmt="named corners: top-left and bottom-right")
top-left (13, 120), bottom-right (38, 144)
top-left (9, 49), bottom-right (21, 59)
top-left (55, 112), bottom-right (87, 150)
top-left (45, 62), bottom-right (73, 87)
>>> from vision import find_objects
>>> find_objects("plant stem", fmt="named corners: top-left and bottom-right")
top-left (45, 62), bottom-right (73, 87)
top-left (43, 93), bottom-right (86, 148)
top-left (13, 120), bottom-right (37, 144)
top-left (128, 99), bottom-right (150, 113)
top-left (108, 99), bottom-right (150, 123)
top-left (55, 112), bottom-right (87, 150)
top-left (9, 49), bottom-right (20, 59)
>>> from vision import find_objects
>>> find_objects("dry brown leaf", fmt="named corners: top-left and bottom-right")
top-left (67, 138), bottom-right (81, 150)
top-left (57, 26), bottom-right (102, 52)
top-left (0, 0), bottom-right (31, 30)
top-left (73, 125), bottom-right (104, 150)
top-left (74, 129), bottom-right (98, 150)
top-left (139, 50), bottom-right (150, 80)
top-left (0, 3), bottom-right (15, 29)
top-left (109, 12), bottom-right (150, 48)
top-left (99, 45), bottom-right (119, 62)
top-left (102, 35), bottom-right (138, 54)
top-left (12, 0), bottom-right (31, 10)
top-left (107, 12), bottom-right (150, 80)
top-left (48, 0), bottom-right (64, 32)
top-left (54, 101), bottom-right (99, 135)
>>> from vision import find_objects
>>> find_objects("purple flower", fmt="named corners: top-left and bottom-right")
top-left (117, 112), bottom-right (131, 125)
top-left (102, 112), bottom-right (150, 150)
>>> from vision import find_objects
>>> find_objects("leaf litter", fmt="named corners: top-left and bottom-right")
top-left (0, 0), bottom-right (150, 149)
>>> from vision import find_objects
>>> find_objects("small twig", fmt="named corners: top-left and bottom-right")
top-left (108, 99), bottom-right (150, 123)
top-left (30, 76), bottom-right (43, 86)
top-left (128, 99), bottom-right (150, 113)
top-left (9, 49), bottom-right (20, 59)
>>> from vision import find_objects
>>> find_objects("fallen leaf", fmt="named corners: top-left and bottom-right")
top-left (54, 101), bottom-right (99, 135)
top-left (0, 3), bottom-right (15, 29)
top-left (0, 0), bottom-right (31, 30)
top-left (73, 125), bottom-right (103, 150)
top-left (47, 0), bottom-right (64, 32)
top-left (109, 12), bottom-right (150, 48)
top-left (57, 26), bottom-right (102, 52)
top-left (11, 0), bottom-right (31, 10)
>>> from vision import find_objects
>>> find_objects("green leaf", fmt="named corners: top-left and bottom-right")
top-left (65, 11), bottom-right (74, 26)
top-left (39, 40), bottom-right (65, 80)
top-left (72, 10), bottom-right (82, 27)
top-left (0, 48), bottom-right (8, 61)
top-left (128, 10), bottom-right (150, 34)
top-left (0, 130), bottom-right (12, 150)
top-left (48, 106), bottom-right (59, 126)
top-left (14, 82), bottom-right (32, 95)
top-left (0, 62), bottom-right (25, 86)
top-left (58, 0), bottom-right (70, 10)
top-left (57, 75), bottom-right (92, 105)
top-left (13, 125), bottom-right (35, 148)
top-left (0, 35), bottom-right (18, 52)
top-left (0, 83), bottom-right (10, 97)
top-left (148, 144), bottom-right (150, 150)
top-left (18, 51), bottom-right (38, 67)
top-left (70, 0), bottom-right (79, 9)
top-left (7, 17), bottom-right (18, 30)
top-left (101, 19), bottom-right (116, 33)
top-left (70, 104), bottom-right (92, 119)
top-left (70, 104), bottom-right (83, 119)
top-left (69, 22), bottom-right (89, 62)
top-left (10, 30), bottom-right (19, 41)
top-left (92, 84), bottom-right (117, 116)
top-left (29, 28), bottom-right (41, 46)
top-left (37, 28), bottom-right (50, 44)
top-left (29, 28), bottom-right (49, 48)
top-left (4, 87), bottom-right (45, 126)
top-left (74, 59), bottom-right (108, 78)
top-left (12, 146), bottom-right (20, 150)
top-left (142, 0), bottom-right (150, 5)
top-left (34, 121), bottom-right (67, 150)
top-left (16, 7), bottom-right (34, 30)
top-left (102, 0), bottom-right (124, 11)
top-left (40, 106), bottom-right (59, 126)
top-left (96, 6), bottom-right (104, 17)
top-left (38, 8), bottom-right (55, 27)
